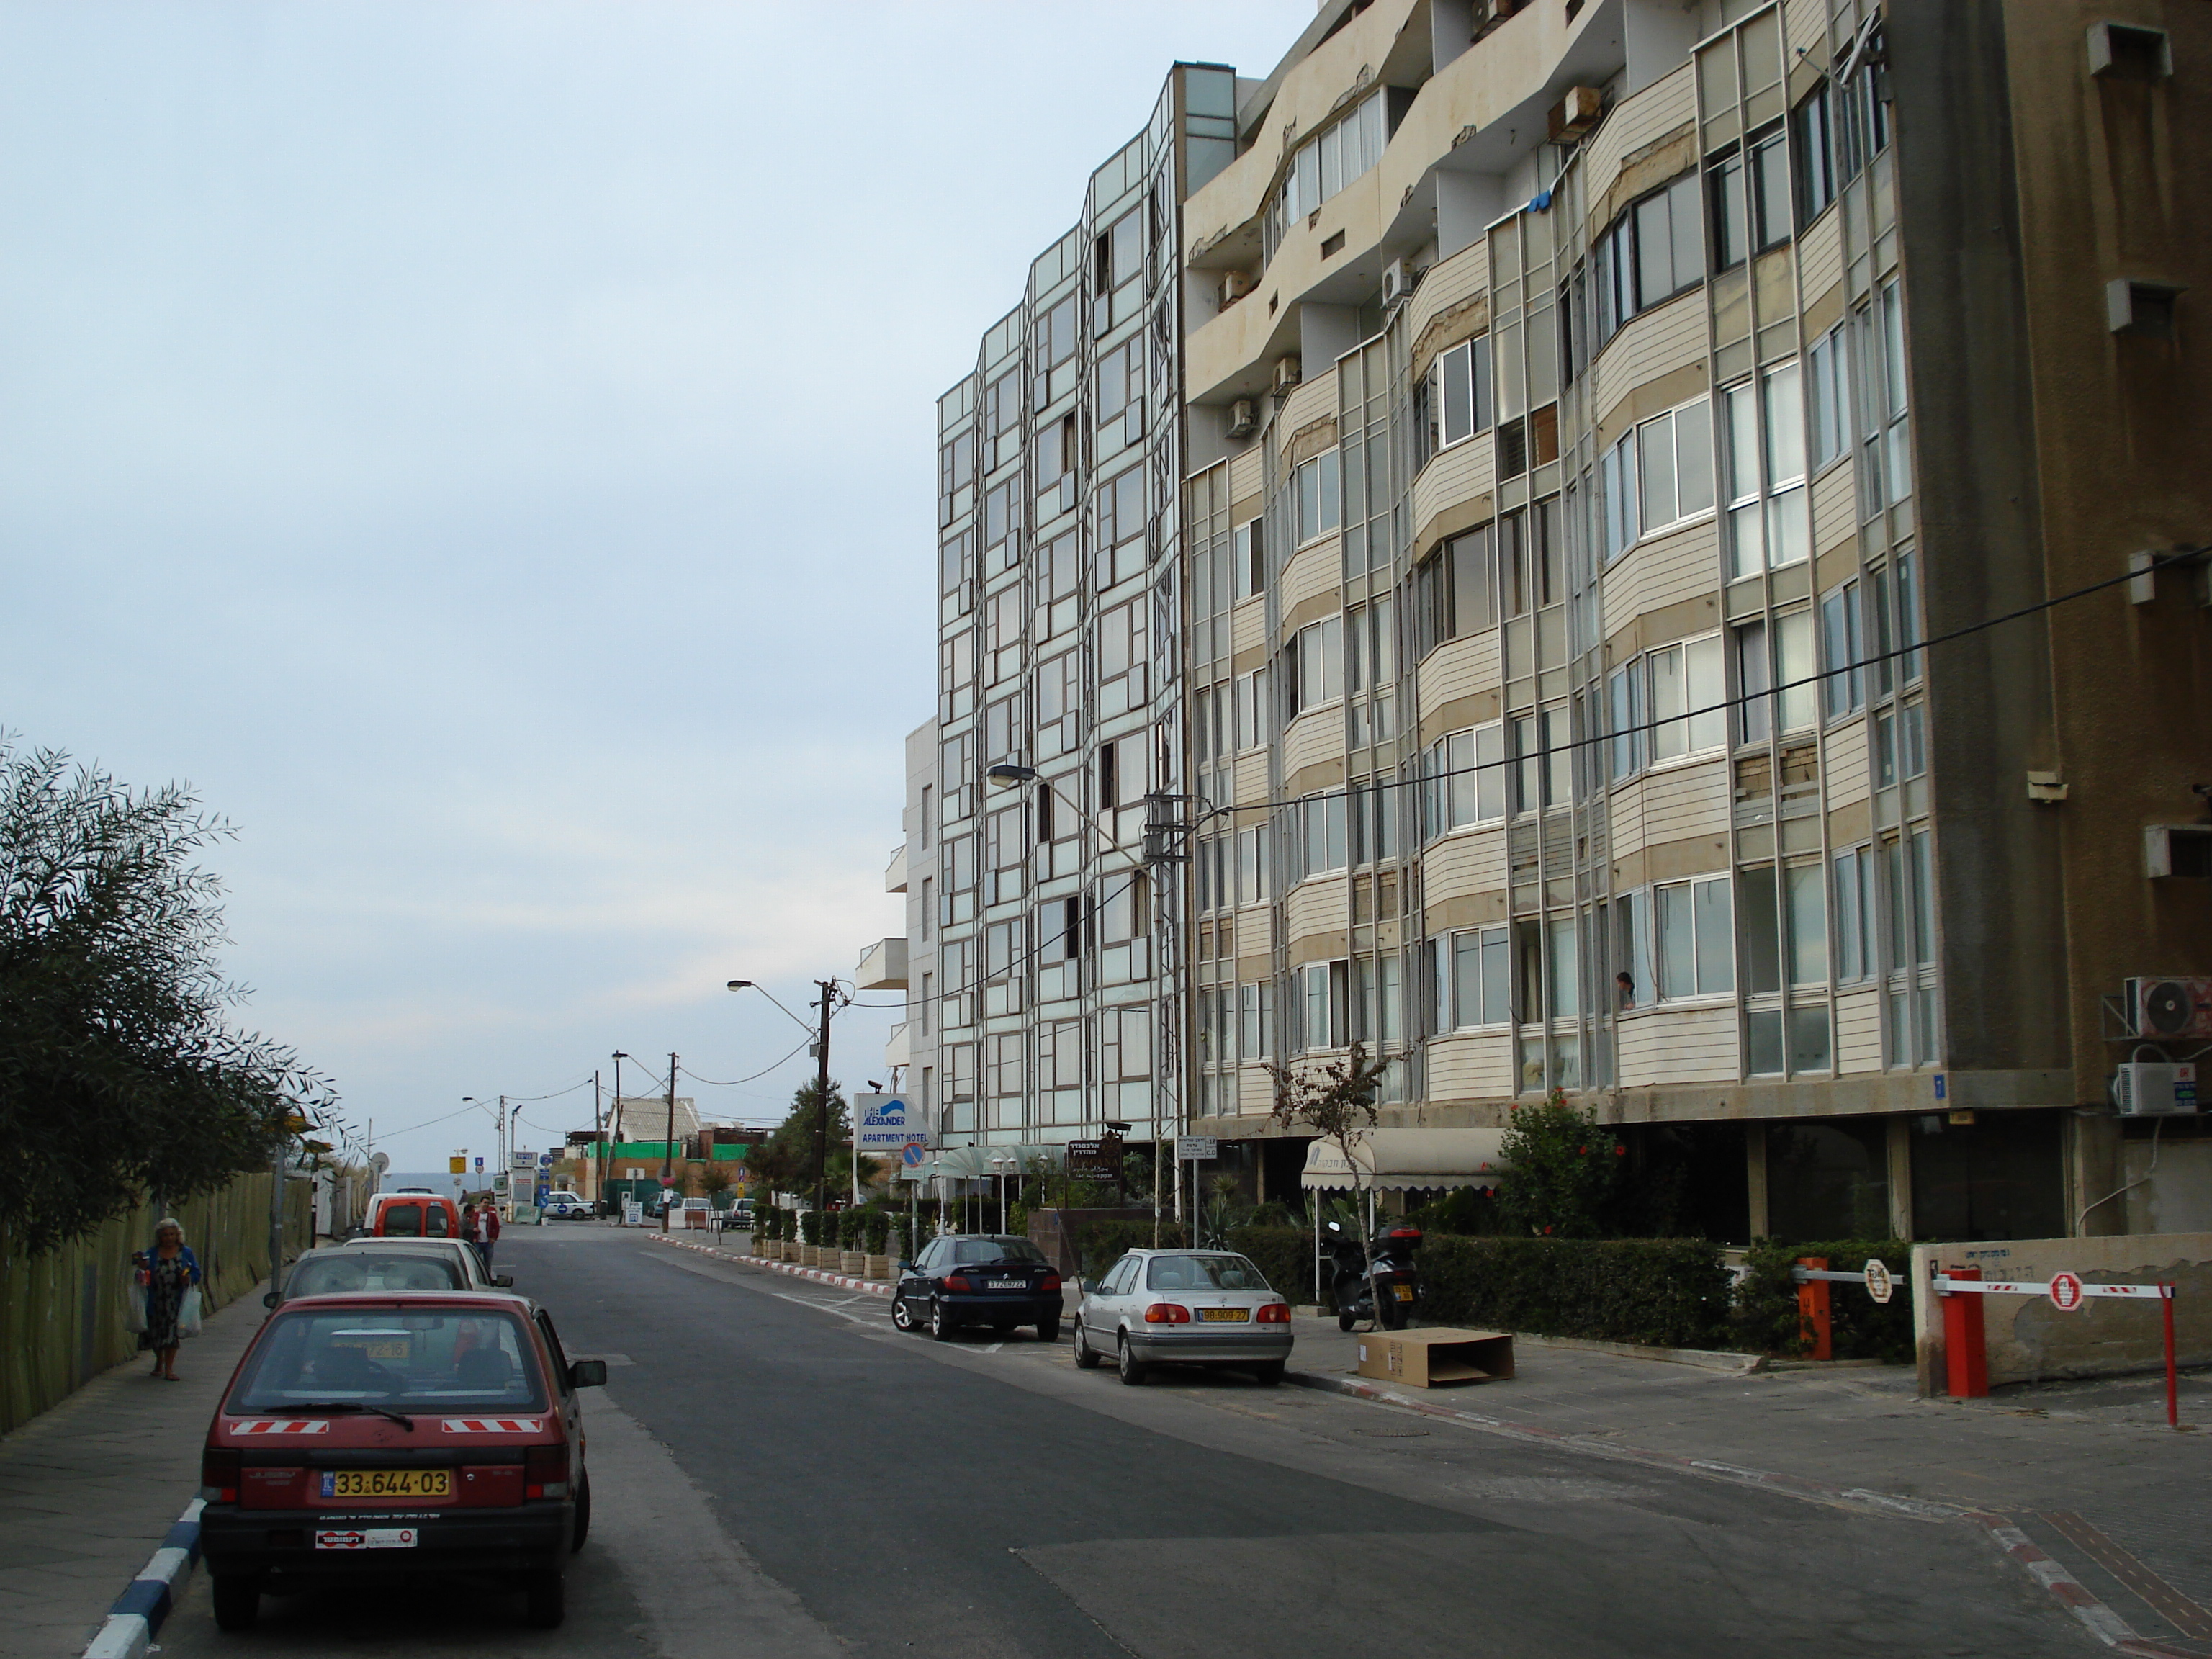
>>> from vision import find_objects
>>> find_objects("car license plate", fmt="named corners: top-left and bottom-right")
top-left (987, 1280), bottom-right (1023, 1290)
top-left (1392, 1284), bottom-right (1415, 1303)
top-left (1199, 1308), bottom-right (1250, 1322)
top-left (315, 1527), bottom-right (418, 1550)
top-left (320, 1469), bottom-right (451, 1499)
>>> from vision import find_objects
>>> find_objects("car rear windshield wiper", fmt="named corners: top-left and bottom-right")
top-left (287, 1400), bottom-right (417, 1430)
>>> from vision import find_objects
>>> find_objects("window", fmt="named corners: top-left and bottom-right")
top-left (1786, 863), bottom-right (1827, 985)
top-left (1607, 662), bottom-right (1646, 781)
top-left (1098, 464), bottom-right (1147, 585)
top-left (1832, 846), bottom-right (1874, 982)
top-left (1654, 876), bottom-right (1735, 998)
top-left (1724, 367), bottom-right (1809, 577)
top-left (1294, 451), bottom-right (1341, 544)
top-left (1737, 864), bottom-right (1781, 994)
top-left (1807, 324), bottom-right (1849, 471)
top-left (1599, 429), bottom-right (1637, 563)
top-left (1412, 526), bottom-right (1498, 658)
top-left (1856, 282), bottom-right (1912, 512)
top-left (1794, 84), bottom-right (1835, 224)
top-left (1736, 613), bottom-right (1815, 742)
top-left (1034, 652), bottom-right (1081, 757)
top-left (939, 430), bottom-right (977, 526)
top-left (1293, 960), bottom-right (1350, 1053)
top-left (1233, 665), bottom-right (1271, 752)
top-left (1095, 337), bottom-right (1143, 441)
top-left (1423, 338), bottom-right (1494, 460)
top-left (1593, 174), bottom-right (1704, 343)
top-left (1096, 209), bottom-right (1142, 295)
top-left (1035, 413), bottom-right (1078, 499)
top-left (1820, 582), bottom-right (1864, 718)
top-left (1622, 397), bottom-right (1715, 552)
top-left (1439, 927), bottom-right (1512, 1028)
top-left (1287, 615), bottom-right (1343, 716)
top-left (1838, 57), bottom-right (1890, 183)
top-left (1649, 635), bottom-right (1727, 760)
top-left (1236, 824), bottom-right (1271, 904)
top-left (1346, 595), bottom-right (1395, 698)
top-left (1347, 778), bottom-right (1399, 865)
top-left (1750, 128), bottom-right (1791, 252)
top-left (1421, 724), bottom-right (1506, 839)
top-left (1097, 595), bottom-right (1147, 716)
top-left (1709, 153), bottom-right (1748, 272)
top-left (1238, 981), bottom-right (1274, 1060)
top-left (1295, 793), bottom-right (1349, 881)
top-left (1094, 871), bottom-right (1148, 946)
top-left (1041, 295), bottom-right (1076, 368)
top-left (1546, 917), bottom-right (1580, 1020)
top-left (1271, 90), bottom-right (1386, 241)
top-left (1232, 517), bottom-right (1264, 600)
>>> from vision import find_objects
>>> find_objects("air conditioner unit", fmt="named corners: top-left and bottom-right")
top-left (2145, 825), bottom-right (2212, 878)
top-left (1217, 269), bottom-right (1254, 309)
top-left (1548, 85), bottom-right (1605, 143)
top-left (2123, 976), bottom-right (2212, 1038)
top-left (1226, 398), bottom-right (1257, 440)
top-left (1381, 258), bottom-right (1416, 307)
top-left (1272, 356), bottom-right (1303, 397)
top-left (2115, 1062), bottom-right (2198, 1117)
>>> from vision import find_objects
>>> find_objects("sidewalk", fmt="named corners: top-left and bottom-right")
top-left (0, 1282), bottom-right (261, 1658)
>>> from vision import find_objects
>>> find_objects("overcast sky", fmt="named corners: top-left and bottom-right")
top-left (0, 1), bottom-right (1308, 1174)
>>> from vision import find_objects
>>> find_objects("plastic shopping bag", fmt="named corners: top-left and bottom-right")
top-left (177, 1286), bottom-right (204, 1338)
top-left (121, 1272), bottom-right (148, 1334)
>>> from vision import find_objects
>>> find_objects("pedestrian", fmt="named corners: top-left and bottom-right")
top-left (469, 1197), bottom-right (501, 1273)
top-left (132, 1218), bottom-right (202, 1382)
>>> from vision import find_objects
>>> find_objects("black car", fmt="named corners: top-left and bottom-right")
top-left (891, 1235), bottom-right (1061, 1342)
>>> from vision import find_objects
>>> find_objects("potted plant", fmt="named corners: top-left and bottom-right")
top-left (863, 1210), bottom-right (891, 1280)
top-left (838, 1209), bottom-right (866, 1274)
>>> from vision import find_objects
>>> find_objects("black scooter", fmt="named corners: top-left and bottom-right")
top-left (1326, 1219), bottom-right (1421, 1331)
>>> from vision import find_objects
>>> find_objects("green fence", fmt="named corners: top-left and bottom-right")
top-left (0, 1173), bottom-right (311, 1435)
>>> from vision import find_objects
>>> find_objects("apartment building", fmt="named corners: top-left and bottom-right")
top-left (894, 0), bottom-right (2211, 1240)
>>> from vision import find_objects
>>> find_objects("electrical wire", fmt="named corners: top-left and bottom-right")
top-left (679, 1036), bottom-right (816, 1089)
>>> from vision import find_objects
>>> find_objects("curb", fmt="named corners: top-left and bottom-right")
top-left (1286, 1369), bottom-right (2182, 1652)
top-left (642, 1236), bottom-right (892, 1298)
top-left (81, 1498), bottom-right (203, 1659)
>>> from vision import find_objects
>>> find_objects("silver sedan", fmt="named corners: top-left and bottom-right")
top-left (1073, 1249), bottom-right (1292, 1386)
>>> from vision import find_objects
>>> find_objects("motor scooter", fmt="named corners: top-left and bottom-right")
top-left (1326, 1219), bottom-right (1421, 1331)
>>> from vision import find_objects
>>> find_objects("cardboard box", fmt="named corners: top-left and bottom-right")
top-left (1354, 1328), bottom-right (1515, 1387)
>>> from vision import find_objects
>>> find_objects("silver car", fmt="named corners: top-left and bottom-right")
top-left (1073, 1249), bottom-right (1292, 1386)
top-left (334, 1236), bottom-right (509, 1290)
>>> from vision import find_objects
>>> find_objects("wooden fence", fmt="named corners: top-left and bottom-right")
top-left (0, 1174), bottom-right (311, 1436)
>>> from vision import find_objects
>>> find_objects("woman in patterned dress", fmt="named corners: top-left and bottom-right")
top-left (133, 1218), bottom-right (202, 1381)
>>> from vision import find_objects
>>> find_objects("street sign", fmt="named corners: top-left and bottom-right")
top-left (899, 1142), bottom-right (930, 1170)
top-left (854, 1094), bottom-right (932, 1154)
top-left (448, 1156), bottom-right (466, 1175)
top-left (2049, 1271), bottom-right (2086, 1312)
top-left (474, 1157), bottom-right (483, 1172)
top-left (539, 1153), bottom-right (553, 1167)
top-left (1863, 1259), bottom-right (1894, 1304)
top-left (1176, 1136), bottom-right (1218, 1161)
top-left (511, 1153), bottom-right (534, 1172)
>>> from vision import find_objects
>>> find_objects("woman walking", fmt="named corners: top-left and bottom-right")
top-left (133, 1218), bottom-right (202, 1381)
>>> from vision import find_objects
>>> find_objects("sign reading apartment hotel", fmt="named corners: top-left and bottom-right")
top-left (853, 1094), bottom-right (930, 1154)
top-left (1066, 1136), bottom-right (1123, 1181)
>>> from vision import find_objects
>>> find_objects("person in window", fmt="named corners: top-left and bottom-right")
top-left (132, 1219), bottom-right (202, 1382)
top-left (1615, 971), bottom-right (1637, 1010)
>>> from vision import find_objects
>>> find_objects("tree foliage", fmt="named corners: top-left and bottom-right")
top-left (1267, 1041), bottom-right (1390, 1274)
top-left (1496, 1089), bottom-right (1627, 1238)
top-left (747, 1076), bottom-right (851, 1200)
top-left (0, 739), bottom-right (337, 1254)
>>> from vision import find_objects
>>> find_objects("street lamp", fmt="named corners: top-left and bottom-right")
top-left (730, 976), bottom-right (845, 1224)
top-left (989, 1153), bottom-right (1015, 1234)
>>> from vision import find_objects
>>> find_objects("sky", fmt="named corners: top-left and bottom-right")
top-left (0, 0), bottom-right (1311, 1174)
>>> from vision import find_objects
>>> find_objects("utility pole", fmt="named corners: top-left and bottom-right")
top-left (590, 1071), bottom-right (601, 1208)
top-left (662, 1053), bottom-right (678, 1233)
top-left (611, 1051), bottom-right (629, 1223)
top-left (498, 1094), bottom-right (509, 1220)
top-left (267, 1136), bottom-right (287, 1299)
top-left (814, 981), bottom-right (835, 1219)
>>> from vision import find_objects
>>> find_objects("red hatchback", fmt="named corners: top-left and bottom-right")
top-left (198, 1290), bottom-right (605, 1630)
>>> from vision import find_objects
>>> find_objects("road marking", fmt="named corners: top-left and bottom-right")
top-left (770, 1292), bottom-right (879, 1327)
top-left (983, 1342), bottom-right (1004, 1354)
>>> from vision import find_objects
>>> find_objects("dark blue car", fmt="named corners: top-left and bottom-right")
top-left (891, 1235), bottom-right (1061, 1342)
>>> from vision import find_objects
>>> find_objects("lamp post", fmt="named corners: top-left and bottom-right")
top-left (729, 977), bottom-right (845, 1222)
top-left (611, 1053), bottom-right (629, 1222)
top-left (989, 1154), bottom-right (1015, 1234)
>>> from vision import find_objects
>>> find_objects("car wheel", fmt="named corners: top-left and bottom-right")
top-left (211, 1574), bottom-right (261, 1632)
top-left (1073, 1324), bottom-right (1100, 1369)
top-left (1253, 1361), bottom-right (1285, 1387)
top-left (1116, 1334), bottom-right (1148, 1387)
top-left (523, 1568), bottom-right (566, 1629)
top-left (1035, 1315), bottom-right (1058, 1342)
top-left (929, 1298), bottom-right (956, 1342)
top-left (891, 1294), bottom-right (915, 1333)
top-left (570, 1470), bottom-right (591, 1552)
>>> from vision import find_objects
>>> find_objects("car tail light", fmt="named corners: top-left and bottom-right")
top-left (202, 1446), bottom-right (241, 1504)
top-left (945, 1274), bottom-right (974, 1293)
top-left (1040, 1274), bottom-right (1063, 1294)
top-left (524, 1442), bottom-right (570, 1501)
top-left (1256, 1302), bottom-right (1290, 1323)
top-left (1143, 1303), bottom-right (1190, 1325)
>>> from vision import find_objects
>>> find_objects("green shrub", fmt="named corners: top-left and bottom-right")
top-left (1224, 1225), bottom-right (1323, 1304)
top-left (1073, 1218), bottom-right (1185, 1277)
top-left (1497, 1092), bottom-right (1627, 1238)
top-left (1416, 1236), bottom-right (1734, 1349)
top-left (863, 1212), bottom-right (889, 1252)
top-left (1735, 1238), bottom-right (1913, 1361)
top-left (837, 1210), bottom-right (863, 1249)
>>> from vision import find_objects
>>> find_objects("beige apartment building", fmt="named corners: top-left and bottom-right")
top-left (901, 0), bottom-right (2211, 1242)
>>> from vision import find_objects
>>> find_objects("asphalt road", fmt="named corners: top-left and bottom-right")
top-left (154, 1226), bottom-right (2088, 1659)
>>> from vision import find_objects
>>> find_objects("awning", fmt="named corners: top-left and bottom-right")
top-left (1300, 1129), bottom-right (1509, 1191)
top-left (896, 1143), bottom-right (1065, 1184)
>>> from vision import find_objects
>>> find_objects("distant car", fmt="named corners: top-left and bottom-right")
top-left (891, 1235), bottom-right (1061, 1342)
top-left (197, 1288), bottom-right (604, 1631)
top-left (1073, 1249), bottom-right (1292, 1386)
top-left (270, 1249), bottom-right (468, 1308)
top-left (540, 1194), bottom-right (591, 1220)
top-left (335, 1237), bottom-right (508, 1292)
top-left (367, 1194), bottom-right (464, 1241)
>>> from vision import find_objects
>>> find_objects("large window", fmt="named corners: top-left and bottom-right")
top-left (1270, 91), bottom-right (1387, 244)
top-left (1294, 450), bottom-right (1341, 544)
top-left (1411, 525), bottom-right (1498, 659)
top-left (1820, 581), bottom-right (1865, 719)
top-left (1419, 338), bottom-right (1494, 466)
top-left (1609, 635), bottom-right (1726, 778)
top-left (1806, 323), bottom-right (1849, 472)
top-left (1648, 877), bottom-right (1735, 999)
top-left (1601, 397), bottom-right (1714, 562)
top-left (1097, 595), bottom-right (1147, 718)
top-left (1737, 611), bottom-right (1817, 743)
top-left (1436, 926), bottom-right (1512, 1029)
top-left (1286, 615), bottom-right (1343, 717)
top-left (1724, 364), bottom-right (1809, 578)
top-left (1292, 959), bottom-right (1350, 1053)
top-left (1793, 84), bottom-right (1837, 225)
top-left (1098, 464), bottom-right (1148, 586)
top-left (1294, 793), bottom-right (1349, 881)
top-left (1593, 174), bottom-right (1703, 343)
top-left (1420, 724), bottom-right (1506, 839)
top-left (1709, 127), bottom-right (1791, 271)
top-left (1832, 845), bottom-right (1875, 982)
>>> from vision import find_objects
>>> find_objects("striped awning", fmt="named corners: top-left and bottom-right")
top-left (1300, 1130), bottom-right (1510, 1191)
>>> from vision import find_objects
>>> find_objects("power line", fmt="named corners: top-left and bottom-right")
top-left (679, 1035), bottom-right (815, 1089)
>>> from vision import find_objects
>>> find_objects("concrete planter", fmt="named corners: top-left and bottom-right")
top-left (799, 1244), bottom-right (820, 1267)
top-left (840, 1250), bottom-right (866, 1274)
top-left (864, 1253), bottom-right (891, 1280)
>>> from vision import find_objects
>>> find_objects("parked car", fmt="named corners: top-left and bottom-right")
top-left (335, 1237), bottom-right (508, 1292)
top-left (891, 1235), bottom-right (1061, 1342)
top-left (1073, 1249), bottom-right (1292, 1386)
top-left (366, 1193), bottom-right (464, 1241)
top-left (269, 1249), bottom-right (467, 1308)
top-left (540, 1194), bottom-right (591, 1220)
top-left (198, 1289), bottom-right (605, 1631)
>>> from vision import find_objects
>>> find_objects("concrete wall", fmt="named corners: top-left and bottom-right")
top-left (1910, 1231), bottom-right (2211, 1396)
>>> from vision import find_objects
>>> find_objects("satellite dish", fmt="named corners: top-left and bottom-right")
top-left (369, 1151), bottom-right (391, 1173)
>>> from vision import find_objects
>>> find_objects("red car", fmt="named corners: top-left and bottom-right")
top-left (198, 1290), bottom-right (605, 1630)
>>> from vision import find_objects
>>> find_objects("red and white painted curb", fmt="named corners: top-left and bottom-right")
top-left (1289, 1371), bottom-right (2183, 1652)
top-left (642, 1234), bottom-right (891, 1298)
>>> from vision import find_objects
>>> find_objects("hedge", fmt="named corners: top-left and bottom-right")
top-left (1224, 1226), bottom-right (1324, 1304)
top-left (1416, 1237), bottom-right (1735, 1349)
top-left (1072, 1219), bottom-right (1186, 1277)
top-left (1735, 1238), bottom-right (1914, 1362)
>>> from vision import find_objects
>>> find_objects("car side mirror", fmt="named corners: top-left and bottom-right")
top-left (263, 1291), bottom-right (279, 1308)
top-left (568, 1359), bottom-right (608, 1388)
top-left (896, 1260), bottom-right (913, 1274)
top-left (495, 1274), bottom-right (515, 1287)
top-left (1080, 1278), bottom-right (1101, 1294)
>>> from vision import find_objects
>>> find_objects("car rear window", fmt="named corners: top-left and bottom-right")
top-left (1146, 1254), bottom-right (1270, 1292)
top-left (230, 1309), bottom-right (548, 1413)
top-left (953, 1239), bottom-right (1047, 1266)
top-left (288, 1255), bottom-right (464, 1295)
top-left (424, 1206), bottom-right (452, 1236)
top-left (381, 1204), bottom-right (422, 1236)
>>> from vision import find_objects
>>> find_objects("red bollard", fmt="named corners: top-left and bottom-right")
top-left (2163, 1285), bottom-right (2179, 1431)
top-left (1797, 1256), bottom-right (1833, 1360)
top-left (1942, 1265), bottom-right (1988, 1399)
